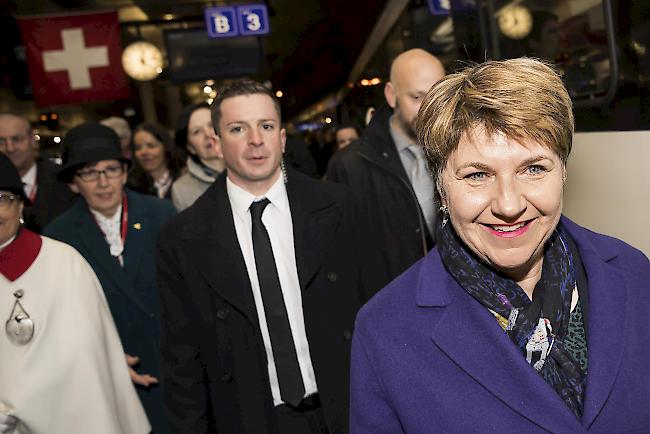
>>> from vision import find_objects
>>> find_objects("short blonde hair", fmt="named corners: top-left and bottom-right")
top-left (415, 58), bottom-right (573, 201)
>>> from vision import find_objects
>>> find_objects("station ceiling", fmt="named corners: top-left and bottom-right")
top-left (2, 0), bottom-right (389, 118)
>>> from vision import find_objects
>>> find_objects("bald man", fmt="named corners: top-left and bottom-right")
top-left (327, 49), bottom-right (445, 294)
top-left (0, 113), bottom-right (75, 232)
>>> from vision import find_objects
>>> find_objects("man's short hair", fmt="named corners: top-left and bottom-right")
top-left (0, 112), bottom-right (32, 135)
top-left (210, 79), bottom-right (281, 134)
top-left (335, 123), bottom-right (361, 136)
top-left (416, 58), bottom-right (573, 202)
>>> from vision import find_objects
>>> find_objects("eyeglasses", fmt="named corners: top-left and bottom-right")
top-left (76, 165), bottom-right (124, 182)
top-left (0, 193), bottom-right (20, 211)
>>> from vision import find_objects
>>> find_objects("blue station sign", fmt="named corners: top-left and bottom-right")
top-left (205, 4), bottom-right (270, 38)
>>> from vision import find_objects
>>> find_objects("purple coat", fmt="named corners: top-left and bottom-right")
top-left (351, 217), bottom-right (650, 433)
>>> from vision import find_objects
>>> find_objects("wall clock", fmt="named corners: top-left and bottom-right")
top-left (121, 41), bottom-right (163, 81)
top-left (498, 5), bottom-right (533, 40)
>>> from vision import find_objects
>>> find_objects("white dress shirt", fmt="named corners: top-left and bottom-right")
top-left (20, 163), bottom-right (37, 202)
top-left (226, 174), bottom-right (318, 406)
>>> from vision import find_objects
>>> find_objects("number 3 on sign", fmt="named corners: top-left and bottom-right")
top-left (245, 12), bottom-right (261, 32)
top-left (237, 5), bottom-right (269, 35)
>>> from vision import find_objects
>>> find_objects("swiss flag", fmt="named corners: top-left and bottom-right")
top-left (17, 11), bottom-right (130, 107)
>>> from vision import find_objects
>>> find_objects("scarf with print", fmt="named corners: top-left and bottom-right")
top-left (437, 221), bottom-right (586, 417)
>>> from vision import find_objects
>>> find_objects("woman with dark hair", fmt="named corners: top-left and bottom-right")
top-left (171, 103), bottom-right (225, 211)
top-left (129, 123), bottom-right (185, 199)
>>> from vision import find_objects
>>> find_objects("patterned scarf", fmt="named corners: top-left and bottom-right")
top-left (437, 222), bottom-right (586, 417)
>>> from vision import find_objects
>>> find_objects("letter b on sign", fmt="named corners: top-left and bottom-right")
top-left (215, 15), bottom-right (230, 33)
top-left (205, 7), bottom-right (237, 38)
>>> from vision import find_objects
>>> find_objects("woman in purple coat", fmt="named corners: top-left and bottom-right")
top-left (350, 58), bottom-right (650, 433)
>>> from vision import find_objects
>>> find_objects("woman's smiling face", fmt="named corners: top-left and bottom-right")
top-left (440, 125), bottom-right (565, 280)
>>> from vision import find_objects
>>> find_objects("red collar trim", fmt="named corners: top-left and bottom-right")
top-left (0, 229), bottom-right (42, 281)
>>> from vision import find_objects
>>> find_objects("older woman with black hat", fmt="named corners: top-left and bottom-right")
top-left (170, 103), bottom-right (225, 211)
top-left (44, 123), bottom-right (176, 434)
top-left (0, 153), bottom-right (150, 434)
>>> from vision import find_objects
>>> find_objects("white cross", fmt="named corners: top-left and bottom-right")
top-left (42, 28), bottom-right (109, 90)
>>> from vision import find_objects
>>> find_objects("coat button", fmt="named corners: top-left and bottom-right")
top-left (216, 309), bottom-right (230, 320)
top-left (415, 228), bottom-right (421, 233)
top-left (221, 372), bottom-right (233, 383)
top-left (382, 152), bottom-right (389, 158)
top-left (343, 330), bottom-right (352, 340)
top-left (327, 272), bottom-right (337, 283)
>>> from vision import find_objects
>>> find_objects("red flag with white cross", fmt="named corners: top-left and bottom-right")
top-left (17, 11), bottom-right (130, 106)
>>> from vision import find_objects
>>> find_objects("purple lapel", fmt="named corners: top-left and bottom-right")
top-left (563, 220), bottom-right (628, 428)
top-left (430, 284), bottom-right (584, 432)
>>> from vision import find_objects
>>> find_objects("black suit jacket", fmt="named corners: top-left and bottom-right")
top-left (23, 160), bottom-right (76, 233)
top-left (327, 105), bottom-right (435, 294)
top-left (157, 169), bottom-right (365, 434)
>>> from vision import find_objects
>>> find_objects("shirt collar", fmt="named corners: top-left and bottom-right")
top-left (226, 173), bottom-right (288, 221)
top-left (21, 162), bottom-right (37, 187)
top-left (89, 204), bottom-right (122, 225)
top-left (0, 235), bottom-right (16, 251)
top-left (389, 114), bottom-right (415, 153)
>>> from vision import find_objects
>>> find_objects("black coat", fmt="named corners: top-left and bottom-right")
top-left (157, 169), bottom-right (365, 434)
top-left (44, 189), bottom-right (176, 434)
top-left (23, 160), bottom-right (76, 233)
top-left (327, 106), bottom-right (434, 294)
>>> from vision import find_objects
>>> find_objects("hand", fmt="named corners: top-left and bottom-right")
top-left (0, 413), bottom-right (18, 434)
top-left (126, 354), bottom-right (159, 387)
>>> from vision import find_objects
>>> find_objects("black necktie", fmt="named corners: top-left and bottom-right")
top-left (249, 199), bottom-right (305, 406)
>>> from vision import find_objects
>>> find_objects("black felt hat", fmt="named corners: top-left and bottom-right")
top-left (0, 153), bottom-right (32, 205)
top-left (57, 123), bottom-right (131, 183)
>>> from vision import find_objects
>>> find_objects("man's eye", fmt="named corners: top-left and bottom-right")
top-left (526, 165), bottom-right (546, 175)
top-left (230, 126), bottom-right (242, 133)
top-left (262, 123), bottom-right (274, 130)
top-left (466, 172), bottom-right (488, 181)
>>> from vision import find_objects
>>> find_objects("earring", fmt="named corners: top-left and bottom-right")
top-left (19, 217), bottom-right (25, 225)
top-left (439, 206), bottom-right (449, 228)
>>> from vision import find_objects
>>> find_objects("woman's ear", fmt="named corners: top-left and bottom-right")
top-left (68, 183), bottom-right (80, 194)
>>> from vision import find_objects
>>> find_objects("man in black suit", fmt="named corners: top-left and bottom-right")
top-left (157, 80), bottom-right (365, 434)
top-left (327, 49), bottom-right (446, 293)
top-left (0, 113), bottom-right (75, 232)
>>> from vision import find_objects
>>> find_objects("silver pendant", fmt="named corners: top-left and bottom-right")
top-left (5, 289), bottom-right (34, 345)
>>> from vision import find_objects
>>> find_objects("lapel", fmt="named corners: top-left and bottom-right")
top-left (285, 169), bottom-right (341, 290)
top-left (121, 190), bottom-right (149, 283)
top-left (358, 106), bottom-right (411, 184)
top-left (424, 252), bottom-right (584, 433)
top-left (563, 218), bottom-right (628, 429)
top-left (70, 197), bottom-right (151, 315)
top-left (183, 176), bottom-right (258, 321)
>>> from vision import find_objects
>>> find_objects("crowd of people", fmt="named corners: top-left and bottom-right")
top-left (1, 51), bottom-right (649, 434)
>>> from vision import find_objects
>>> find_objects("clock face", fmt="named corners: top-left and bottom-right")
top-left (121, 41), bottom-right (163, 81)
top-left (498, 5), bottom-right (533, 40)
